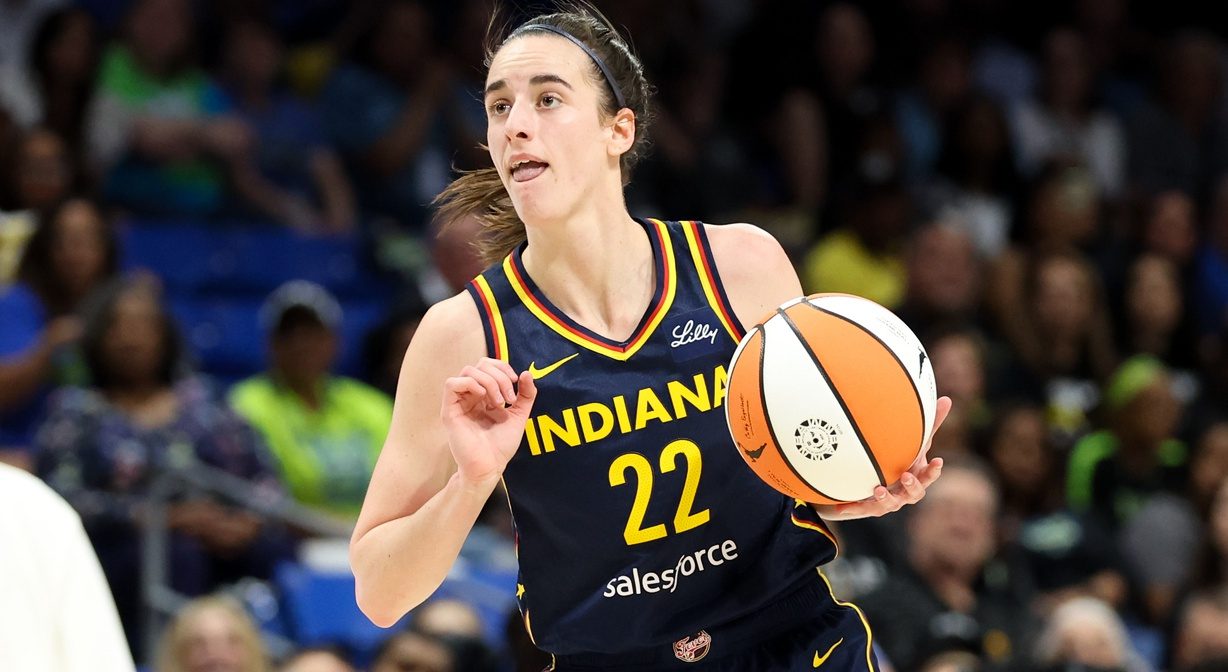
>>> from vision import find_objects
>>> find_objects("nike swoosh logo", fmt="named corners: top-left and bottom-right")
top-left (527, 353), bottom-right (579, 380)
top-left (813, 637), bottom-right (843, 668)
top-left (741, 442), bottom-right (766, 461)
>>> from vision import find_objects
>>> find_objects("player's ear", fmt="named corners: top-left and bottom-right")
top-left (607, 108), bottom-right (636, 158)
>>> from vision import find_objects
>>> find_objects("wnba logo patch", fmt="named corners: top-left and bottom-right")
top-left (673, 630), bottom-right (712, 662)
top-left (794, 418), bottom-right (840, 461)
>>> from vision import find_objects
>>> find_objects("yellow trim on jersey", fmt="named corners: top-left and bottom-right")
top-left (817, 568), bottom-right (878, 671)
top-left (681, 220), bottom-right (741, 342)
top-left (524, 609), bottom-right (537, 646)
top-left (502, 219), bottom-right (677, 361)
top-left (473, 275), bottom-right (509, 362)
top-left (790, 504), bottom-right (841, 559)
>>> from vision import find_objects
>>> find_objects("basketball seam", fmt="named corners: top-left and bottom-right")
top-left (801, 301), bottom-right (927, 464)
top-left (755, 323), bottom-right (845, 503)
top-left (778, 308), bottom-right (887, 487)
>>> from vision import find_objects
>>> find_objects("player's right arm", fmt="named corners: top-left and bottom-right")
top-left (350, 293), bottom-right (536, 627)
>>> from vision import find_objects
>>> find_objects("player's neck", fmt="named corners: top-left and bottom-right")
top-left (521, 208), bottom-right (655, 342)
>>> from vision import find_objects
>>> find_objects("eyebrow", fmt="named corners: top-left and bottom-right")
top-left (484, 74), bottom-right (575, 97)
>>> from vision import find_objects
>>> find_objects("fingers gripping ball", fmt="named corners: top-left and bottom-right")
top-left (724, 294), bottom-right (938, 504)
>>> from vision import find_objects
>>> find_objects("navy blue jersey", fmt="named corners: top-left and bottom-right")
top-left (465, 218), bottom-right (838, 656)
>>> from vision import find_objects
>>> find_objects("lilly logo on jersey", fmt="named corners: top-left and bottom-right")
top-left (671, 319), bottom-right (719, 348)
top-left (668, 309), bottom-right (728, 363)
top-left (673, 630), bottom-right (712, 663)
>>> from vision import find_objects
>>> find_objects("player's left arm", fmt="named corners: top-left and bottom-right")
top-left (704, 222), bottom-right (951, 521)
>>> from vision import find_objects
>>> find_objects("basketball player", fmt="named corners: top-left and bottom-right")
top-left (351, 4), bottom-right (951, 669)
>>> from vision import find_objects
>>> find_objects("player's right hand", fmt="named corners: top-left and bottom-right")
top-left (441, 357), bottom-right (537, 488)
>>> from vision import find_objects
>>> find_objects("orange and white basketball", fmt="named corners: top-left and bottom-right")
top-left (724, 293), bottom-right (938, 505)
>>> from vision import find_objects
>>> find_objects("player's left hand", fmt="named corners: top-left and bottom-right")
top-left (824, 396), bottom-right (952, 520)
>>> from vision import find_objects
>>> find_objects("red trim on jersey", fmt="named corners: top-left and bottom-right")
top-left (689, 221), bottom-right (746, 340)
top-left (506, 221), bottom-right (673, 353)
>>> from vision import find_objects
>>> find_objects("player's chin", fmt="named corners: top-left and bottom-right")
top-left (513, 195), bottom-right (568, 227)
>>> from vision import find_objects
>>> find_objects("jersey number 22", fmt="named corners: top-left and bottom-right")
top-left (608, 439), bottom-right (711, 545)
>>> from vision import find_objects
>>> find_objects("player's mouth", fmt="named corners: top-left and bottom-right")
top-left (510, 155), bottom-right (549, 183)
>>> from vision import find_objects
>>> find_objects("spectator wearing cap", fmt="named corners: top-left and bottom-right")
top-left (1067, 356), bottom-right (1188, 532)
top-left (1067, 356), bottom-right (1195, 627)
top-left (229, 280), bottom-right (393, 520)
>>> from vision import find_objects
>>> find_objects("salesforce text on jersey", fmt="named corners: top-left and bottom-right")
top-left (603, 539), bottom-right (739, 597)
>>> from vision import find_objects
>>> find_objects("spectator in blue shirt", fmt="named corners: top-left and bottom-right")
top-left (218, 17), bottom-right (355, 233)
top-left (319, 0), bottom-right (465, 232)
top-left (0, 197), bottom-right (115, 467)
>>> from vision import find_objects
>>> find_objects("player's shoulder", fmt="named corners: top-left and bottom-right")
top-left (408, 291), bottom-right (487, 363)
top-left (699, 222), bottom-right (802, 327)
top-left (418, 291), bottom-right (482, 336)
top-left (700, 222), bottom-right (793, 281)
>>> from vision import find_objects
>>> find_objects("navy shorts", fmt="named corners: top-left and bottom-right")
top-left (547, 571), bottom-right (880, 671)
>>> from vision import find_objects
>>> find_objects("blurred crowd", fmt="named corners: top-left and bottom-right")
top-left (3, 0), bottom-right (1228, 670)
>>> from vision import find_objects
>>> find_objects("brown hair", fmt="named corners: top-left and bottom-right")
top-left (17, 197), bottom-right (119, 316)
top-left (433, 0), bottom-right (654, 266)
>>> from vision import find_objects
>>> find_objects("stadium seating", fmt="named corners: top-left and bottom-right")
top-left (120, 219), bottom-right (393, 381)
top-left (273, 558), bottom-right (519, 660)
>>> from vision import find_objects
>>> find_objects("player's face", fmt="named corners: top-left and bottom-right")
top-left (485, 34), bottom-right (617, 224)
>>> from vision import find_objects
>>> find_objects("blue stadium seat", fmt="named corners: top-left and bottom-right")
top-left (274, 561), bottom-right (404, 657)
top-left (122, 218), bottom-right (391, 301)
top-left (211, 228), bottom-right (369, 297)
top-left (273, 559), bottom-right (517, 661)
top-left (169, 297), bottom-right (267, 383)
top-left (169, 289), bottom-right (387, 382)
top-left (120, 220), bottom-right (218, 291)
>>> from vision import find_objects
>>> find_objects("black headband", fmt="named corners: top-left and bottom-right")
top-left (512, 23), bottom-right (628, 111)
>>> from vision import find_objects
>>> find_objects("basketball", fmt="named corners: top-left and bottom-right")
top-left (724, 293), bottom-right (938, 505)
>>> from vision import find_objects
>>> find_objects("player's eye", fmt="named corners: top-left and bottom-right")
top-left (488, 100), bottom-right (510, 116)
top-left (539, 93), bottom-right (560, 108)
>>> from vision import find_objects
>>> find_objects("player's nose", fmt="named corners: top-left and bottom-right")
top-left (505, 99), bottom-right (536, 141)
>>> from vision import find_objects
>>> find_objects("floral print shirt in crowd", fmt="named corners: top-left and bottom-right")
top-left (35, 377), bottom-right (284, 535)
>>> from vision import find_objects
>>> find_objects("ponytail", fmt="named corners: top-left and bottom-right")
top-left (433, 166), bottom-right (524, 267)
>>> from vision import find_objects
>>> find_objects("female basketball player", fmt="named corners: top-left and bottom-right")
top-left (351, 4), bottom-right (951, 669)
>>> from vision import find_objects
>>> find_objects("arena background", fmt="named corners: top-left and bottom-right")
top-left (2, 0), bottom-right (1228, 670)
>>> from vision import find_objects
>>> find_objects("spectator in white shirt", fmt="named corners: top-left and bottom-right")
top-left (0, 462), bottom-right (134, 672)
